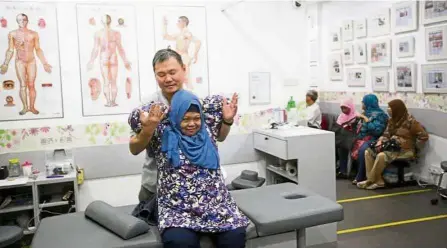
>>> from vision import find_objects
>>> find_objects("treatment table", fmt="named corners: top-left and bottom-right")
top-left (31, 183), bottom-right (343, 248)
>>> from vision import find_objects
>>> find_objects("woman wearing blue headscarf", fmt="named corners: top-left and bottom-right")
top-left (129, 89), bottom-right (249, 248)
top-left (351, 94), bottom-right (388, 184)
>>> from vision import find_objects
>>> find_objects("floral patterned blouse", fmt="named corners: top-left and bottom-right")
top-left (128, 95), bottom-right (249, 234)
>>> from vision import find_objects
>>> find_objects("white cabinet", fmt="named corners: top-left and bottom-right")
top-left (253, 126), bottom-right (337, 247)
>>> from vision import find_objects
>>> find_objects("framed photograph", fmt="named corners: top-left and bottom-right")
top-left (330, 27), bottom-right (342, 50)
top-left (249, 72), bottom-right (271, 105)
top-left (346, 68), bottom-right (366, 87)
top-left (396, 36), bottom-right (415, 58)
top-left (368, 8), bottom-right (391, 37)
top-left (392, 1), bottom-right (418, 34)
top-left (354, 42), bottom-right (367, 64)
top-left (394, 62), bottom-right (416, 92)
top-left (371, 68), bottom-right (390, 92)
top-left (343, 44), bottom-right (354, 64)
top-left (421, 0), bottom-right (447, 25)
top-left (368, 39), bottom-right (391, 67)
top-left (343, 20), bottom-right (354, 41)
top-left (328, 53), bottom-right (343, 81)
top-left (425, 25), bottom-right (447, 60)
top-left (354, 19), bottom-right (367, 38)
top-left (421, 63), bottom-right (447, 93)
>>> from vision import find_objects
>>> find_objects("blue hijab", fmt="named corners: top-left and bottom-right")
top-left (161, 90), bottom-right (220, 170)
top-left (362, 94), bottom-right (383, 117)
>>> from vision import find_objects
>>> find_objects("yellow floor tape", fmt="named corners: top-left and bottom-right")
top-left (337, 189), bottom-right (432, 203)
top-left (337, 214), bottom-right (447, 234)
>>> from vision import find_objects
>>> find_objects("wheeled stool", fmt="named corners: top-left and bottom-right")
top-left (430, 161), bottom-right (447, 205)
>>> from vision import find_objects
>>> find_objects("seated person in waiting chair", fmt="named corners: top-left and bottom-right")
top-left (336, 97), bottom-right (359, 178)
top-left (303, 90), bottom-right (322, 129)
top-left (128, 89), bottom-right (249, 248)
top-left (351, 94), bottom-right (388, 185)
top-left (357, 99), bottom-right (429, 190)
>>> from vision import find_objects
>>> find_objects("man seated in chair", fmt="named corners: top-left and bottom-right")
top-left (357, 99), bottom-right (429, 190)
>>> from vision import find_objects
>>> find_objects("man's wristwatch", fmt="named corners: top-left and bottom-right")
top-left (222, 118), bottom-right (234, 126)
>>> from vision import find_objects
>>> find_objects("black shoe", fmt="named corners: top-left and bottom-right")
top-left (336, 171), bottom-right (348, 179)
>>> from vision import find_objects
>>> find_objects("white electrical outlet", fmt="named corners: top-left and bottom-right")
top-left (429, 165), bottom-right (444, 175)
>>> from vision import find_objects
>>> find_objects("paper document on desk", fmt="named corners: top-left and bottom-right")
top-left (0, 177), bottom-right (28, 187)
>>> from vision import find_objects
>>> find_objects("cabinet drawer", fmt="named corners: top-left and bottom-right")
top-left (253, 133), bottom-right (288, 159)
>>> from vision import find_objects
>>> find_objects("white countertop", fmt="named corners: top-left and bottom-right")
top-left (253, 126), bottom-right (333, 140)
top-left (0, 171), bottom-right (77, 188)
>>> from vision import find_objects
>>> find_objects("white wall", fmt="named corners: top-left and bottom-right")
top-left (0, 0), bottom-right (308, 130)
top-left (1, 0), bottom-right (309, 209)
top-left (318, 0), bottom-right (435, 93)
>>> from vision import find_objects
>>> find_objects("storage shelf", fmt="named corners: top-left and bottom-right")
top-left (24, 227), bottom-right (36, 235)
top-left (267, 165), bottom-right (298, 183)
top-left (39, 200), bottom-right (69, 209)
top-left (0, 203), bottom-right (34, 214)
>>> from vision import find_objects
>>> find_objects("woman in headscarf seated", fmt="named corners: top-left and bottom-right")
top-left (336, 97), bottom-right (359, 178)
top-left (128, 89), bottom-right (249, 248)
top-left (351, 94), bottom-right (388, 185)
top-left (357, 99), bottom-right (429, 190)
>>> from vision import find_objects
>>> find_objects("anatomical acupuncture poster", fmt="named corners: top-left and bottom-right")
top-left (0, 2), bottom-right (63, 121)
top-left (153, 6), bottom-right (210, 98)
top-left (76, 4), bottom-right (140, 116)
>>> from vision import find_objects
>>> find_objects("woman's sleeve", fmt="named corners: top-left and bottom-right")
top-left (411, 120), bottom-right (429, 148)
top-left (127, 102), bottom-right (164, 156)
top-left (365, 113), bottom-right (388, 137)
top-left (202, 95), bottom-right (224, 141)
top-left (379, 122), bottom-right (391, 142)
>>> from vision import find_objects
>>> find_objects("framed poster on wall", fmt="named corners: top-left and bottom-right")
top-left (371, 68), bottom-right (389, 92)
top-left (354, 42), bottom-right (367, 64)
top-left (394, 62), bottom-right (416, 92)
top-left (330, 27), bottom-right (342, 51)
top-left (0, 2), bottom-right (63, 122)
top-left (368, 39), bottom-right (391, 67)
top-left (392, 1), bottom-right (418, 34)
top-left (343, 20), bottom-right (354, 41)
top-left (425, 25), bottom-right (447, 61)
top-left (346, 68), bottom-right (366, 87)
top-left (249, 72), bottom-right (271, 105)
top-left (343, 44), bottom-right (354, 65)
top-left (421, 63), bottom-right (447, 93)
top-left (76, 4), bottom-right (141, 117)
top-left (396, 36), bottom-right (415, 58)
top-left (354, 19), bottom-right (367, 38)
top-left (153, 6), bottom-right (210, 98)
top-left (368, 8), bottom-right (391, 37)
top-left (421, 0), bottom-right (447, 25)
top-left (328, 53), bottom-right (343, 81)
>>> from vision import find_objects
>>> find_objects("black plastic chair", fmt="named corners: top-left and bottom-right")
top-left (0, 225), bottom-right (23, 247)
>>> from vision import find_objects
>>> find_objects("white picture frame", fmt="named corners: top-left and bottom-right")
top-left (354, 19), bottom-right (367, 38)
top-left (396, 36), bottom-right (415, 58)
top-left (328, 53), bottom-right (343, 81)
top-left (392, 1), bottom-right (418, 34)
top-left (354, 42), bottom-right (367, 64)
top-left (249, 72), bottom-right (271, 105)
top-left (371, 68), bottom-right (390, 92)
top-left (394, 62), bottom-right (417, 92)
top-left (368, 39), bottom-right (391, 67)
top-left (343, 20), bottom-right (354, 41)
top-left (421, 63), bottom-right (447, 93)
top-left (421, 0), bottom-right (447, 25)
top-left (330, 27), bottom-right (342, 51)
top-left (368, 8), bottom-right (391, 37)
top-left (425, 25), bottom-right (447, 61)
top-left (343, 44), bottom-right (354, 65)
top-left (346, 68), bottom-right (366, 87)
